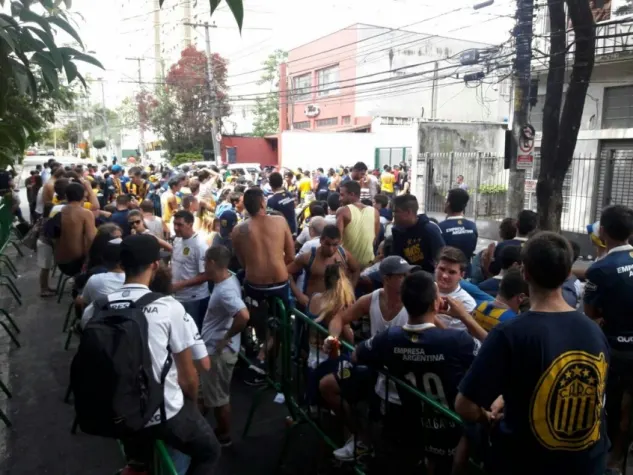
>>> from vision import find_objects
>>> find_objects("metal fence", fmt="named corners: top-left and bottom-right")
top-left (414, 151), bottom-right (633, 233)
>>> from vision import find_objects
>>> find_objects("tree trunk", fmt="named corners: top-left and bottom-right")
top-left (536, 0), bottom-right (596, 231)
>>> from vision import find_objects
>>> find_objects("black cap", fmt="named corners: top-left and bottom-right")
top-left (379, 256), bottom-right (420, 276)
top-left (120, 234), bottom-right (160, 268)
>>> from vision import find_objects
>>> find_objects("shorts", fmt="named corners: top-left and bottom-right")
top-left (243, 280), bottom-right (291, 342)
top-left (36, 240), bottom-right (54, 270)
top-left (201, 351), bottom-right (238, 408)
top-left (334, 362), bottom-right (375, 405)
top-left (58, 257), bottom-right (85, 278)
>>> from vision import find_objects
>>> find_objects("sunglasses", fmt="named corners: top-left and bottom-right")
top-left (128, 220), bottom-right (142, 226)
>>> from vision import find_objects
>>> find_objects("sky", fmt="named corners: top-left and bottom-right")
top-left (65, 0), bottom-right (515, 117)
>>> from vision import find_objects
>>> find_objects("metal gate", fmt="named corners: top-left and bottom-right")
top-left (594, 142), bottom-right (633, 220)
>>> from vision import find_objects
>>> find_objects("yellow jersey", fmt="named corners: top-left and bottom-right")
top-left (381, 172), bottom-right (395, 193)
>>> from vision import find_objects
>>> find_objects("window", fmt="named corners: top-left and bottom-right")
top-left (342, 116), bottom-right (351, 125)
top-left (316, 65), bottom-right (339, 97)
top-left (316, 117), bottom-right (338, 127)
top-left (293, 121), bottom-right (310, 129)
top-left (292, 74), bottom-right (312, 102)
top-left (603, 86), bottom-right (633, 129)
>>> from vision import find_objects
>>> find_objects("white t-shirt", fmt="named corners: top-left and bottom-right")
top-left (49, 203), bottom-right (65, 218)
top-left (438, 285), bottom-right (477, 331)
top-left (81, 284), bottom-right (196, 426)
top-left (41, 168), bottom-right (51, 184)
top-left (81, 271), bottom-right (125, 304)
top-left (201, 275), bottom-right (246, 354)
top-left (324, 214), bottom-right (337, 226)
top-left (144, 216), bottom-right (164, 239)
top-left (35, 187), bottom-right (45, 214)
top-left (184, 314), bottom-right (208, 361)
top-left (299, 237), bottom-right (320, 255)
top-left (171, 233), bottom-right (210, 302)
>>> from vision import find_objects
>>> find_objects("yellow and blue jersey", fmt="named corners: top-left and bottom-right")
top-left (473, 301), bottom-right (517, 332)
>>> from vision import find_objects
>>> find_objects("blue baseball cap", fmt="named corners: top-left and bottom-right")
top-left (219, 210), bottom-right (238, 238)
top-left (111, 165), bottom-right (123, 173)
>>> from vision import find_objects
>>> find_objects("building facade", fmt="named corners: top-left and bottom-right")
top-left (530, 6), bottom-right (633, 229)
top-left (279, 23), bottom-right (512, 133)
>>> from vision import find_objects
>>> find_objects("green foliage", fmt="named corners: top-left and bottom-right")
top-left (141, 46), bottom-right (230, 155)
top-left (159, 0), bottom-right (244, 31)
top-left (478, 184), bottom-right (508, 195)
top-left (252, 50), bottom-right (287, 137)
top-left (171, 152), bottom-right (203, 166)
top-left (92, 139), bottom-right (106, 149)
top-left (0, 0), bottom-right (102, 164)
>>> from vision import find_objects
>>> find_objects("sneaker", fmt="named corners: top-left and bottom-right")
top-left (333, 436), bottom-right (369, 462)
top-left (244, 360), bottom-right (267, 386)
top-left (214, 429), bottom-right (233, 448)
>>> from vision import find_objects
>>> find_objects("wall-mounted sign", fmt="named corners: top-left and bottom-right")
top-left (304, 104), bottom-right (321, 118)
top-left (525, 179), bottom-right (537, 193)
top-left (517, 154), bottom-right (534, 169)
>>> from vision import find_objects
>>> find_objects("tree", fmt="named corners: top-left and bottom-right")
top-left (92, 139), bottom-right (106, 150)
top-left (159, 0), bottom-right (244, 30)
top-left (0, 0), bottom-right (103, 164)
top-left (535, 0), bottom-right (596, 231)
top-left (252, 50), bottom-right (287, 137)
top-left (116, 96), bottom-right (140, 128)
top-left (143, 46), bottom-right (231, 154)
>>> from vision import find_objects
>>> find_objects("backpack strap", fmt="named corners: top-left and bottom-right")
top-left (337, 246), bottom-right (347, 266)
top-left (131, 291), bottom-right (164, 309)
top-left (303, 247), bottom-right (318, 295)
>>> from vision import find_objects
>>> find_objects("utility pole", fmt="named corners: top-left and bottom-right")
top-left (184, 22), bottom-right (221, 162)
top-left (507, 0), bottom-right (534, 218)
top-left (126, 57), bottom-right (146, 161)
top-left (430, 61), bottom-right (439, 119)
top-left (98, 79), bottom-right (110, 152)
top-left (153, 0), bottom-right (162, 82)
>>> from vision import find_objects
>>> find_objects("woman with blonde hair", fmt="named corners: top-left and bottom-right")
top-left (304, 264), bottom-right (355, 405)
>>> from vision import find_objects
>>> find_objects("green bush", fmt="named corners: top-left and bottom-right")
top-left (171, 152), bottom-right (203, 166)
top-left (478, 184), bottom-right (507, 195)
top-left (93, 139), bottom-right (106, 150)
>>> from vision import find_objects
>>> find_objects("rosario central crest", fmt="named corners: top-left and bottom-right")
top-left (531, 351), bottom-right (608, 451)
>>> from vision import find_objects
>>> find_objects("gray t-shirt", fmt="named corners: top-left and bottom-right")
top-left (201, 275), bottom-right (246, 354)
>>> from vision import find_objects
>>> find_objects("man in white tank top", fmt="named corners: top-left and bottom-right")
top-left (322, 256), bottom-right (418, 461)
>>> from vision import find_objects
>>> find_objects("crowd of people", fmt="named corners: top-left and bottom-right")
top-left (18, 156), bottom-right (633, 475)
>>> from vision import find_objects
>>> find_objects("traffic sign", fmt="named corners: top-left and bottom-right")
top-left (524, 179), bottom-right (537, 193)
top-left (517, 154), bottom-right (533, 169)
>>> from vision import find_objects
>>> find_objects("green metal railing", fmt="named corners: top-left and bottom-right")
top-left (238, 298), bottom-right (487, 474)
top-left (0, 198), bottom-right (23, 429)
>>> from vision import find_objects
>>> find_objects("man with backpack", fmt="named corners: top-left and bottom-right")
top-left (74, 234), bottom-right (220, 474)
top-left (287, 224), bottom-right (360, 308)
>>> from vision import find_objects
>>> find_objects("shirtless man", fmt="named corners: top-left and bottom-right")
top-left (287, 224), bottom-right (360, 307)
top-left (336, 180), bottom-right (380, 268)
top-left (231, 187), bottom-right (294, 385)
top-left (42, 165), bottom-right (64, 216)
top-left (55, 182), bottom-right (97, 277)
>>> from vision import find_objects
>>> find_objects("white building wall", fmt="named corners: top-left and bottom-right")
top-left (280, 122), bottom-right (417, 171)
top-left (353, 25), bottom-right (511, 122)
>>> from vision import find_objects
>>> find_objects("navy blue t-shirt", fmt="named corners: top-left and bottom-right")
top-left (391, 214), bottom-right (445, 273)
top-left (478, 276), bottom-right (501, 297)
top-left (356, 324), bottom-right (478, 457)
top-left (459, 310), bottom-right (609, 475)
top-left (267, 191), bottom-right (297, 235)
top-left (438, 217), bottom-right (478, 262)
top-left (584, 246), bottom-right (633, 351)
top-left (110, 209), bottom-right (130, 236)
top-left (317, 175), bottom-right (328, 192)
top-left (490, 238), bottom-right (528, 275)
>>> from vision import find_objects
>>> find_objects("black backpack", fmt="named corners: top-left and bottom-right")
top-left (70, 292), bottom-right (172, 438)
